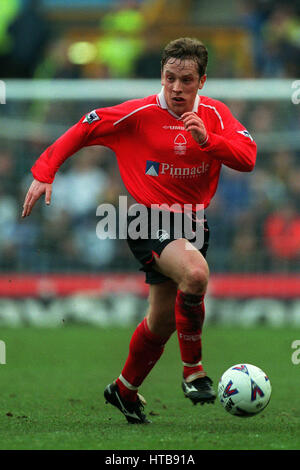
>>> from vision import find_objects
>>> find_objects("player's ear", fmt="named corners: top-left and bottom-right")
top-left (161, 69), bottom-right (165, 86)
top-left (198, 74), bottom-right (207, 90)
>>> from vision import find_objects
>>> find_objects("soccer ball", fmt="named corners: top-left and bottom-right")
top-left (218, 363), bottom-right (271, 417)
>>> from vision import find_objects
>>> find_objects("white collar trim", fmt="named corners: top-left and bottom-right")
top-left (157, 87), bottom-right (200, 119)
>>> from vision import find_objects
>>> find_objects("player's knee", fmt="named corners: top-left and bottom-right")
top-left (179, 264), bottom-right (209, 295)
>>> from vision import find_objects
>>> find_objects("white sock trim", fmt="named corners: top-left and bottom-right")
top-left (182, 361), bottom-right (202, 367)
top-left (118, 374), bottom-right (138, 391)
top-left (185, 371), bottom-right (206, 382)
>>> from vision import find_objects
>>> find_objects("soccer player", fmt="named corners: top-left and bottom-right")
top-left (22, 38), bottom-right (257, 424)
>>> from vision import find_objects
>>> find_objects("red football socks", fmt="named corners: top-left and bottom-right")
top-left (175, 290), bottom-right (206, 381)
top-left (116, 317), bottom-right (170, 401)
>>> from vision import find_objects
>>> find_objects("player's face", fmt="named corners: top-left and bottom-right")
top-left (161, 58), bottom-right (206, 116)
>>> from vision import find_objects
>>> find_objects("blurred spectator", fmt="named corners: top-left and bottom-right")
top-left (262, 5), bottom-right (300, 77)
top-left (0, 1), bottom-right (20, 80)
top-left (0, 0), bottom-right (20, 57)
top-left (74, 220), bottom-right (116, 268)
top-left (40, 146), bottom-right (116, 269)
top-left (249, 103), bottom-right (274, 133)
top-left (287, 167), bottom-right (300, 207)
top-left (272, 150), bottom-right (296, 185)
top-left (239, 1), bottom-right (300, 77)
top-left (264, 201), bottom-right (300, 269)
top-left (0, 187), bottom-right (18, 269)
top-left (37, 209), bottom-right (78, 271)
top-left (216, 166), bottom-right (254, 220)
top-left (0, 150), bottom-right (16, 195)
top-left (249, 166), bottom-right (287, 213)
top-left (134, 30), bottom-right (162, 78)
top-left (34, 38), bottom-right (83, 79)
top-left (96, 1), bottom-right (146, 77)
top-left (44, 147), bottom-right (109, 222)
top-left (4, 0), bottom-right (50, 78)
top-left (230, 228), bottom-right (259, 272)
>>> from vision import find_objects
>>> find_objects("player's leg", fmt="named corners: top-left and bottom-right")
top-left (116, 279), bottom-right (177, 396)
top-left (153, 238), bottom-right (216, 404)
top-left (146, 278), bottom-right (177, 337)
top-left (104, 279), bottom-right (177, 423)
top-left (154, 238), bottom-right (209, 294)
top-left (154, 238), bottom-right (208, 378)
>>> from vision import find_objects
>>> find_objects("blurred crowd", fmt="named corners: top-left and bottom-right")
top-left (238, 0), bottom-right (300, 78)
top-left (0, 0), bottom-right (300, 79)
top-left (0, 0), bottom-right (299, 274)
top-left (1, 96), bottom-right (300, 274)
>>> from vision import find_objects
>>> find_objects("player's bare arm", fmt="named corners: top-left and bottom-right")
top-left (22, 179), bottom-right (52, 218)
top-left (181, 112), bottom-right (208, 144)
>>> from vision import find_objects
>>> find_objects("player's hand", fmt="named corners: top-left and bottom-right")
top-left (22, 179), bottom-right (52, 218)
top-left (181, 112), bottom-right (207, 144)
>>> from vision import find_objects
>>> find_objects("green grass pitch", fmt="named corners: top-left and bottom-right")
top-left (0, 325), bottom-right (299, 450)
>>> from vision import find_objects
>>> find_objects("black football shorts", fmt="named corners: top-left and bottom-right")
top-left (126, 206), bottom-right (209, 284)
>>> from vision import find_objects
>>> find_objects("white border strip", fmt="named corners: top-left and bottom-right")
top-left (4, 79), bottom-right (295, 101)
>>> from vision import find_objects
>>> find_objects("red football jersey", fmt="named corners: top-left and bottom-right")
top-left (31, 89), bottom-right (257, 210)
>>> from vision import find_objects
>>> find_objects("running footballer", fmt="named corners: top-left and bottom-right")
top-left (22, 38), bottom-right (257, 424)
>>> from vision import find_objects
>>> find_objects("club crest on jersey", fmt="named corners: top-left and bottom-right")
top-left (237, 129), bottom-right (253, 141)
top-left (83, 110), bottom-right (100, 124)
top-left (232, 364), bottom-right (249, 375)
top-left (250, 379), bottom-right (264, 401)
top-left (145, 160), bottom-right (160, 176)
top-left (174, 133), bottom-right (187, 156)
